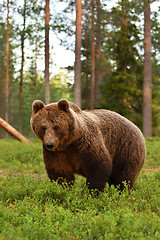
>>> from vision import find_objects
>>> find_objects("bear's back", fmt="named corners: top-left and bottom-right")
top-left (82, 109), bottom-right (145, 159)
top-left (85, 109), bottom-right (142, 136)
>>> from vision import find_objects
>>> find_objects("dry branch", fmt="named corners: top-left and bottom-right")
top-left (0, 117), bottom-right (31, 144)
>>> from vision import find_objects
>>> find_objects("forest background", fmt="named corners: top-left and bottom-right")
top-left (0, 0), bottom-right (160, 138)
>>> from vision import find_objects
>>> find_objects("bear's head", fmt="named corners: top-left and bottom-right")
top-left (31, 99), bottom-right (78, 151)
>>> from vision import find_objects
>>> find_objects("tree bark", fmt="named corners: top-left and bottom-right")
top-left (85, 52), bottom-right (89, 110)
top-left (5, 0), bottom-right (9, 137)
top-left (95, 0), bottom-right (102, 108)
top-left (143, 0), bottom-right (152, 137)
top-left (19, 0), bottom-right (26, 133)
top-left (19, 35), bottom-right (24, 133)
top-left (45, 0), bottom-right (50, 104)
top-left (91, 0), bottom-right (95, 110)
top-left (0, 55), bottom-right (4, 138)
top-left (74, 0), bottom-right (82, 108)
top-left (0, 117), bottom-right (31, 144)
top-left (121, 0), bottom-right (128, 72)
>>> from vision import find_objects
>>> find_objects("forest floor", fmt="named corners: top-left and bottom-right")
top-left (0, 137), bottom-right (160, 240)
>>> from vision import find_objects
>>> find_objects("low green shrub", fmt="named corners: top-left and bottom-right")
top-left (0, 138), bottom-right (160, 239)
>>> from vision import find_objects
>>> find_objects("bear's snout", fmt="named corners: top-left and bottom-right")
top-left (45, 142), bottom-right (55, 150)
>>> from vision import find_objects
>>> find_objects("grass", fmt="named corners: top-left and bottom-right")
top-left (0, 137), bottom-right (160, 239)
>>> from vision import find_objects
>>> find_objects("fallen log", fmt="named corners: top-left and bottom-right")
top-left (0, 117), bottom-right (31, 144)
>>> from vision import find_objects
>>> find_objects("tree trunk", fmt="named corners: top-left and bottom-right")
top-left (45, 0), bottom-right (50, 104)
top-left (121, 0), bottom-right (128, 72)
top-left (0, 117), bottom-right (31, 144)
top-left (0, 62), bottom-right (4, 138)
top-left (95, 0), bottom-right (102, 108)
top-left (34, 45), bottom-right (38, 97)
top-left (19, 36), bottom-right (24, 133)
top-left (91, 0), bottom-right (95, 110)
top-left (19, 0), bottom-right (26, 133)
top-left (143, 0), bottom-right (152, 137)
top-left (85, 53), bottom-right (89, 110)
top-left (5, 0), bottom-right (9, 137)
top-left (74, 0), bottom-right (82, 108)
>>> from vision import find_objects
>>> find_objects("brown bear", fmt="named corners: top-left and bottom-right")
top-left (31, 99), bottom-right (146, 192)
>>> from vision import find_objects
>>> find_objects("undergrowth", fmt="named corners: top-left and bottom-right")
top-left (0, 137), bottom-right (160, 239)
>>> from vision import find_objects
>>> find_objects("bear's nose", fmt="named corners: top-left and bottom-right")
top-left (45, 142), bottom-right (54, 150)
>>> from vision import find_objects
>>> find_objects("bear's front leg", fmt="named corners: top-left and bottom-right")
top-left (86, 160), bottom-right (112, 192)
top-left (43, 145), bottom-right (75, 186)
top-left (81, 146), bottom-right (112, 192)
top-left (46, 167), bottom-right (75, 186)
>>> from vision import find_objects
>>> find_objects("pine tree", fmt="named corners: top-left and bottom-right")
top-left (91, 0), bottom-right (95, 109)
top-left (100, 0), bottom-right (144, 128)
top-left (5, 0), bottom-right (9, 135)
top-left (18, 0), bottom-right (27, 133)
top-left (0, 21), bottom-right (6, 137)
top-left (45, 0), bottom-right (50, 104)
top-left (143, 0), bottom-right (152, 137)
top-left (74, 0), bottom-right (82, 107)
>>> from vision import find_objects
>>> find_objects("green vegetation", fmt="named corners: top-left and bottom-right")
top-left (0, 138), bottom-right (160, 239)
top-left (1, 0), bottom-right (160, 137)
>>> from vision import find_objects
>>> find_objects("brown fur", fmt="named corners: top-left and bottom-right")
top-left (31, 99), bottom-right (146, 192)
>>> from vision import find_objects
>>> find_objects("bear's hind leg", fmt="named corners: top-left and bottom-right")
top-left (109, 178), bottom-right (135, 191)
top-left (108, 164), bottom-right (137, 191)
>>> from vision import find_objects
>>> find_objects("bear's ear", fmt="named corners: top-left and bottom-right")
top-left (32, 100), bottom-right (45, 113)
top-left (58, 99), bottom-right (69, 112)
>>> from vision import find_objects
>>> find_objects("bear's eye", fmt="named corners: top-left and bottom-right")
top-left (41, 127), bottom-right (46, 135)
top-left (53, 125), bottom-right (59, 131)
